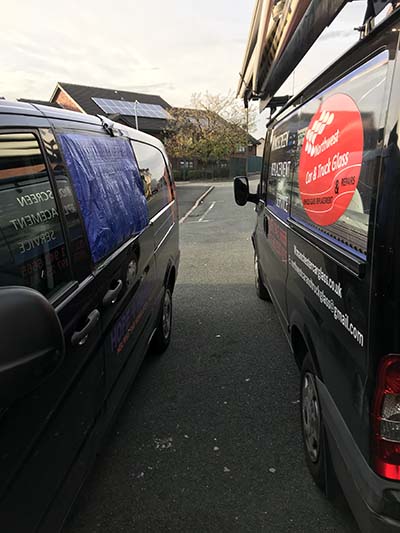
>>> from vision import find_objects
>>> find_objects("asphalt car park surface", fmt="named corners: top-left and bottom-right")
top-left (64, 181), bottom-right (359, 533)
top-left (175, 183), bottom-right (213, 221)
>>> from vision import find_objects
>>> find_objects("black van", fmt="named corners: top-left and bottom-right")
top-left (0, 101), bottom-right (179, 532)
top-left (235, 9), bottom-right (400, 533)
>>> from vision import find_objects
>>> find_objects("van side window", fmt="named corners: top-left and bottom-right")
top-left (291, 51), bottom-right (389, 257)
top-left (260, 131), bottom-right (271, 197)
top-left (40, 128), bottom-right (91, 282)
top-left (266, 123), bottom-right (297, 217)
top-left (0, 132), bottom-right (72, 296)
top-left (58, 133), bottom-right (149, 264)
top-left (131, 141), bottom-right (173, 219)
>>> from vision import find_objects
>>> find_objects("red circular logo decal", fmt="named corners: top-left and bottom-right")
top-left (298, 93), bottom-right (364, 226)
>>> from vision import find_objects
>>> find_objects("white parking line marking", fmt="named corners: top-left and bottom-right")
top-left (199, 201), bottom-right (215, 222)
top-left (179, 186), bottom-right (214, 224)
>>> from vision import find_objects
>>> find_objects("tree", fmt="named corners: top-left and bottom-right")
top-left (164, 92), bottom-right (257, 163)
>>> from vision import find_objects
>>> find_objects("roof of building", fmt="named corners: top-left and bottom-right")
top-left (18, 98), bottom-right (62, 108)
top-left (52, 82), bottom-right (172, 132)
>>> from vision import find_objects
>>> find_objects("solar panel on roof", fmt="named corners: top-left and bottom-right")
top-left (92, 98), bottom-right (170, 119)
top-left (92, 98), bottom-right (136, 115)
top-left (135, 102), bottom-right (171, 119)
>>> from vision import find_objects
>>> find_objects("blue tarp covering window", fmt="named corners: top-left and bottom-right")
top-left (58, 133), bottom-right (149, 263)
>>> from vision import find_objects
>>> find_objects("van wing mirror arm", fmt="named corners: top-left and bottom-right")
top-left (247, 192), bottom-right (259, 204)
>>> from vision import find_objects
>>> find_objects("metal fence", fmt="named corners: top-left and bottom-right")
top-left (172, 156), bottom-right (262, 180)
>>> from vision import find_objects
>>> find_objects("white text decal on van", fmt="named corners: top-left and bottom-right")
top-left (293, 245), bottom-right (342, 297)
top-left (271, 131), bottom-right (289, 151)
top-left (289, 245), bottom-right (364, 347)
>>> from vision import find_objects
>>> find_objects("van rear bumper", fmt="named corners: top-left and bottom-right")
top-left (317, 378), bottom-right (400, 532)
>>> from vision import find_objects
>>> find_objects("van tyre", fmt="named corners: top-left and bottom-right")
top-left (152, 286), bottom-right (173, 354)
top-left (300, 353), bottom-right (334, 495)
top-left (254, 253), bottom-right (271, 301)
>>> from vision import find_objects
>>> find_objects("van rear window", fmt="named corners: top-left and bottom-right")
top-left (58, 133), bottom-right (149, 263)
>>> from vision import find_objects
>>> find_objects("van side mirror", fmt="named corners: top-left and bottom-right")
top-left (0, 286), bottom-right (65, 407)
top-left (234, 176), bottom-right (259, 205)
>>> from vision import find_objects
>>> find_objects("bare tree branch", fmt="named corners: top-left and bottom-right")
top-left (164, 92), bottom-right (257, 163)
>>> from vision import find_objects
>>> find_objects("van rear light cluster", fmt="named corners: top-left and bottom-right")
top-left (372, 356), bottom-right (400, 480)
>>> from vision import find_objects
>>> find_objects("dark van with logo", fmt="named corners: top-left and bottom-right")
top-left (0, 101), bottom-right (179, 532)
top-left (235, 10), bottom-right (400, 533)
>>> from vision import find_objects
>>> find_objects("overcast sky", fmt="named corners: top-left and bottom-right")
top-left (1, 1), bottom-right (370, 136)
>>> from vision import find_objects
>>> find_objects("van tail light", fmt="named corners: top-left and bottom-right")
top-left (372, 355), bottom-right (400, 480)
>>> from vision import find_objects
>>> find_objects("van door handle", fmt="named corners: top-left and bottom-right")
top-left (264, 214), bottom-right (269, 236)
top-left (140, 265), bottom-right (150, 283)
top-left (71, 309), bottom-right (100, 346)
top-left (103, 279), bottom-right (123, 306)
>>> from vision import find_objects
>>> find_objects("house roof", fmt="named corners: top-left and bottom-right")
top-left (18, 98), bottom-right (62, 108)
top-left (52, 82), bottom-right (172, 132)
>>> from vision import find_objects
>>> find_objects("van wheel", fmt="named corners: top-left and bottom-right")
top-left (152, 286), bottom-right (172, 354)
top-left (254, 253), bottom-right (271, 301)
top-left (300, 354), bottom-right (332, 494)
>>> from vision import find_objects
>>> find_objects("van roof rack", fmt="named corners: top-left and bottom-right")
top-left (97, 115), bottom-right (124, 137)
top-left (238, 0), bottom-right (397, 110)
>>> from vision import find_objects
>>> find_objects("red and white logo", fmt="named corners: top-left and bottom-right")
top-left (298, 93), bottom-right (364, 226)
